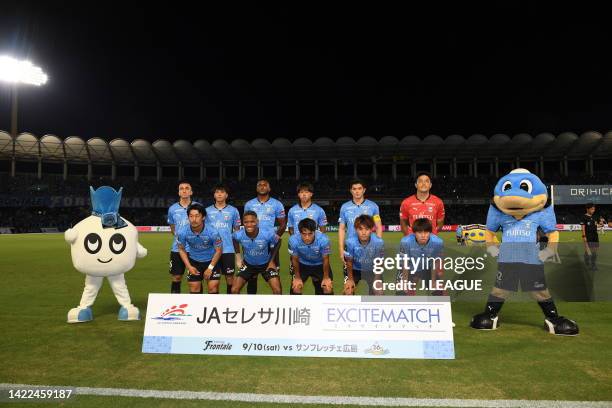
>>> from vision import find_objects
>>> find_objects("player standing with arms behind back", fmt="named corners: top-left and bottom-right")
top-left (338, 179), bottom-right (383, 280)
top-left (206, 184), bottom-right (241, 294)
top-left (167, 181), bottom-right (198, 293)
top-left (244, 178), bottom-right (287, 294)
top-left (399, 171), bottom-right (445, 236)
top-left (287, 182), bottom-right (328, 294)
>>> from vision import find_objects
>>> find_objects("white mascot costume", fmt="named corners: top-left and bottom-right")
top-left (65, 186), bottom-right (147, 323)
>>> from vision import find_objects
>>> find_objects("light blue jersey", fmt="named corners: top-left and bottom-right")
top-left (176, 223), bottom-right (222, 262)
top-left (167, 200), bottom-right (199, 252)
top-left (244, 197), bottom-right (286, 230)
top-left (338, 199), bottom-right (381, 239)
top-left (456, 225), bottom-right (463, 239)
top-left (206, 204), bottom-right (241, 254)
top-left (287, 203), bottom-right (327, 233)
top-left (486, 205), bottom-right (556, 264)
top-left (232, 227), bottom-right (279, 266)
top-left (288, 231), bottom-right (331, 266)
top-left (399, 234), bottom-right (444, 274)
top-left (344, 234), bottom-right (385, 271)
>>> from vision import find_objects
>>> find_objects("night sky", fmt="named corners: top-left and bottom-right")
top-left (1, 3), bottom-right (612, 142)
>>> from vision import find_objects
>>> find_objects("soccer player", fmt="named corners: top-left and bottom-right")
top-left (287, 182), bottom-right (328, 293)
top-left (338, 179), bottom-right (383, 273)
top-left (176, 203), bottom-right (223, 294)
top-left (243, 178), bottom-right (287, 294)
top-left (287, 182), bottom-right (327, 235)
top-left (581, 203), bottom-right (599, 271)
top-left (597, 216), bottom-right (606, 235)
top-left (396, 218), bottom-right (445, 296)
top-left (206, 183), bottom-right (241, 294)
top-left (343, 214), bottom-right (385, 296)
top-left (399, 171), bottom-right (445, 236)
top-left (231, 211), bottom-right (282, 294)
top-left (167, 180), bottom-right (198, 293)
top-left (455, 224), bottom-right (464, 245)
top-left (288, 218), bottom-right (333, 295)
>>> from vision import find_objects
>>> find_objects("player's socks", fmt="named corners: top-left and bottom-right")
top-left (591, 253), bottom-right (598, 270)
top-left (584, 253), bottom-right (591, 266)
top-left (538, 297), bottom-right (559, 319)
top-left (247, 278), bottom-right (258, 294)
top-left (171, 281), bottom-right (181, 293)
top-left (226, 284), bottom-right (233, 294)
top-left (485, 294), bottom-right (505, 317)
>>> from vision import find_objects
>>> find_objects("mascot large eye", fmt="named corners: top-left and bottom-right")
top-left (110, 233), bottom-right (127, 254)
top-left (84, 233), bottom-right (102, 254)
top-left (502, 181), bottom-right (512, 191)
top-left (519, 179), bottom-right (533, 193)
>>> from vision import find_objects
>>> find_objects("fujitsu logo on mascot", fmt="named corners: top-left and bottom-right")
top-left (470, 169), bottom-right (579, 336)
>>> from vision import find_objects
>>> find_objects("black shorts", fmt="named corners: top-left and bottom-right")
top-left (169, 251), bottom-right (186, 275)
top-left (495, 262), bottom-right (547, 292)
top-left (587, 241), bottom-right (600, 249)
top-left (343, 265), bottom-right (381, 286)
top-left (220, 253), bottom-right (236, 275)
top-left (292, 263), bottom-right (333, 283)
top-left (238, 263), bottom-right (280, 282)
top-left (343, 264), bottom-right (362, 284)
top-left (187, 258), bottom-right (222, 282)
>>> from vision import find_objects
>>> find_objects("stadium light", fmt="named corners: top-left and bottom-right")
top-left (0, 56), bottom-right (48, 161)
top-left (0, 56), bottom-right (48, 86)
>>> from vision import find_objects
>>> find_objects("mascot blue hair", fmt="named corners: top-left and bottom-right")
top-left (470, 169), bottom-right (579, 336)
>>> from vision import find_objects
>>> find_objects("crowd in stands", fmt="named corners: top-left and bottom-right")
top-left (1, 172), bottom-right (610, 200)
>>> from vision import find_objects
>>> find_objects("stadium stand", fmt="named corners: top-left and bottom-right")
top-left (1, 131), bottom-right (610, 232)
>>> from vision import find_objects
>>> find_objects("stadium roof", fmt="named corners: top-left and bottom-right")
top-left (0, 131), bottom-right (610, 165)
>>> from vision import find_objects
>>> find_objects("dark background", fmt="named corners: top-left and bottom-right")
top-left (1, 3), bottom-right (612, 141)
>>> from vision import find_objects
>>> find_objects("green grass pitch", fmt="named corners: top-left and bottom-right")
top-left (1, 231), bottom-right (611, 406)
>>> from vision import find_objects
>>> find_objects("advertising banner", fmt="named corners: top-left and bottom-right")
top-left (143, 294), bottom-right (455, 359)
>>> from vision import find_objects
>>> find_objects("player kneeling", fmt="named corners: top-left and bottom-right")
top-left (396, 218), bottom-right (445, 296)
top-left (343, 215), bottom-right (385, 295)
top-left (289, 218), bottom-right (333, 295)
top-left (231, 211), bottom-right (282, 294)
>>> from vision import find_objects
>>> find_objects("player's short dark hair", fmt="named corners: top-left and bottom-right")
top-left (412, 218), bottom-right (433, 233)
top-left (585, 202), bottom-right (595, 209)
top-left (178, 180), bottom-right (191, 187)
top-left (415, 171), bottom-right (432, 182)
top-left (187, 203), bottom-right (205, 216)
top-left (354, 214), bottom-right (375, 230)
top-left (298, 218), bottom-right (317, 233)
top-left (349, 178), bottom-right (366, 190)
top-left (257, 178), bottom-right (270, 184)
top-left (296, 182), bottom-right (314, 194)
top-left (243, 210), bottom-right (258, 219)
top-left (212, 183), bottom-right (229, 195)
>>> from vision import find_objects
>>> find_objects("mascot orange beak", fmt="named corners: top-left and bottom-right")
top-left (493, 194), bottom-right (547, 218)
